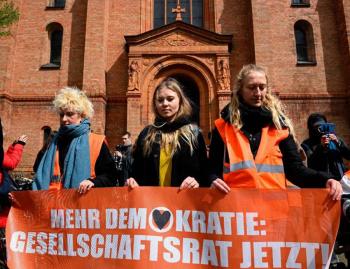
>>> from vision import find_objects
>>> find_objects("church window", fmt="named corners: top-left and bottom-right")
top-left (50, 29), bottom-right (63, 65)
top-left (42, 126), bottom-right (52, 145)
top-left (294, 20), bottom-right (316, 65)
top-left (40, 23), bottom-right (63, 69)
top-left (295, 28), bottom-right (308, 61)
top-left (153, 0), bottom-right (203, 28)
top-left (291, 0), bottom-right (310, 7)
top-left (47, 0), bottom-right (66, 9)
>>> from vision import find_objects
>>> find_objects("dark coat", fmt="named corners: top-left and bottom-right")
top-left (302, 137), bottom-right (350, 180)
top-left (116, 144), bottom-right (133, 186)
top-left (131, 124), bottom-right (209, 187)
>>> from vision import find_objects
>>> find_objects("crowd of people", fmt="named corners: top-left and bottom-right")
top-left (0, 64), bottom-right (349, 268)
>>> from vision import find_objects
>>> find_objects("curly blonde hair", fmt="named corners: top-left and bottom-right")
top-left (229, 64), bottom-right (295, 137)
top-left (53, 87), bottom-right (94, 119)
top-left (143, 78), bottom-right (198, 156)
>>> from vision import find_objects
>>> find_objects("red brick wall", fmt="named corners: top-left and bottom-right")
top-left (215, 0), bottom-right (255, 83)
top-left (105, 1), bottom-right (143, 144)
top-left (335, 0), bottom-right (350, 96)
top-left (250, 0), bottom-right (350, 140)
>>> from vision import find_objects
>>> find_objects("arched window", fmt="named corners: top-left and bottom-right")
top-left (294, 20), bottom-right (316, 64)
top-left (41, 126), bottom-right (52, 145)
top-left (153, 0), bottom-right (203, 28)
top-left (45, 23), bottom-right (63, 67)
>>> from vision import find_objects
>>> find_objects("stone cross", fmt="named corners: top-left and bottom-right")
top-left (172, 0), bottom-right (186, 21)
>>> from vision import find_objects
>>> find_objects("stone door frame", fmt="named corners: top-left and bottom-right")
top-left (125, 21), bottom-right (233, 140)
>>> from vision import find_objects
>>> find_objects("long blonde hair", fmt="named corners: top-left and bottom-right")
top-left (229, 64), bottom-right (295, 137)
top-left (143, 78), bottom-right (198, 156)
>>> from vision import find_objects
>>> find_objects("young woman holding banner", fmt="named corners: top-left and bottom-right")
top-left (33, 87), bottom-right (118, 193)
top-left (208, 64), bottom-right (342, 200)
top-left (125, 78), bottom-right (209, 188)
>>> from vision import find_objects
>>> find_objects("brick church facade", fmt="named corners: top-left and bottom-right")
top-left (0, 0), bottom-right (350, 174)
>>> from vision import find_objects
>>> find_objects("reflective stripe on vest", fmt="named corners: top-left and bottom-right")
top-left (224, 161), bottom-right (284, 174)
top-left (256, 164), bottom-right (284, 173)
top-left (223, 160), bottom-right (255, 173)
top-left (50, 133), bottom-right (105, 190)
top-left (215, 118), bottom-right (289, 189)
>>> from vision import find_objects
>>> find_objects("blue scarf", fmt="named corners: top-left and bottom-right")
top-left (33, 119), bottom-right (91, 190)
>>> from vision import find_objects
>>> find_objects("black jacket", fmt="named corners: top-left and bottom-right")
top-left (209, 104), bottom-right (332, 188)
top-left (302, 137), bottom-right (350, 180)
top-left (131, 124), bottom-right (209, 187)
top-left (117, 144), bottom-right (133, 186)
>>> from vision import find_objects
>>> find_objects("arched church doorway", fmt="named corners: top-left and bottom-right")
top-left (171, 74), bottom-right (199, 125)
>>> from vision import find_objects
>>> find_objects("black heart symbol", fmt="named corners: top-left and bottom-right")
top-left (152, 210), bottom-right (171, 230)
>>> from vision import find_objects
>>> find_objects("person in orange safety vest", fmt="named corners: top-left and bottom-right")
top-left (208, 64), bottom-right (342, 200)
top-left (33, 87), bottom-right (118, 193)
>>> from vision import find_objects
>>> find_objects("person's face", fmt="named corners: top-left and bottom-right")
top-left (59, 109), bottom-right (82, 126)
top-left (122, 135), bottom-right (131, 146)
top-left (155, 87), bottom-right (180, 121)
top-left (240, 71), bottom-right (267, 107)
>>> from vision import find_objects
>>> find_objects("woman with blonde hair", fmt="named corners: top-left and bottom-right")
top-left (209, 64), bottom-right (342, 200)
top-left (126, 77), bottom-right (208, 188)
top-left (33, 87), bottom-right (118, 193)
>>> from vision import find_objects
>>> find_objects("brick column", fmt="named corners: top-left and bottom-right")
top-left (342, 0), bottom-right (350, 55)
top-left (82, 0), bottom-right (109, 132)
top-left (341, 0), bottom-right (350, 95)
top-left (335, 1), bottom-right (350, 98)
top-left (82, 0), bottom-right (108, 95)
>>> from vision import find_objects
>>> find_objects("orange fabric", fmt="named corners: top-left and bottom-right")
top-left (6, 188), bottom-right (340, 269)
top-left (50, 133), bottom-right (105, 190)
top-left (48, 181), bottom-right (61, 191)
top-left (88, 133), bottom-right (105, 178)
top-left (345, 170), bottom-right (350, 177)
top-left (215, 118), bottom-right (289, 189)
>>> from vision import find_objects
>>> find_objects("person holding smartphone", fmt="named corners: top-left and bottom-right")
top-left (301, 113), bottom-right (350, 180)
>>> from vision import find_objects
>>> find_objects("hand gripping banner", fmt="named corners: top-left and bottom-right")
top-left (6, 187), bottom-right (340, 269)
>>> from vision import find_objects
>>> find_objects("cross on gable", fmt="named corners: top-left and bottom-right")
top-left (172, 0), bottom-right (186, 21)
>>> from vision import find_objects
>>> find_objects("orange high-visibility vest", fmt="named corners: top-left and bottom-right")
top-left (215, 118), bottom-right (289, 189)
top-left (49, 133), bottom-right (105, 190)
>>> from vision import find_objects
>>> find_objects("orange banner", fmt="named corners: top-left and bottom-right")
top-left (6, 187), bottom-right (340, 269)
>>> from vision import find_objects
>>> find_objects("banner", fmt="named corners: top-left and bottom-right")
top-left (6, 187), bottom-right (340, 269)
